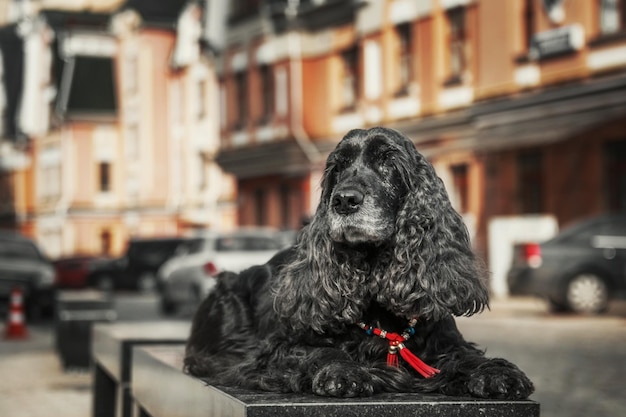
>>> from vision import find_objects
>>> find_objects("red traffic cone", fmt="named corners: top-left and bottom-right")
top-left (4, 287), bottom-right (28, 340)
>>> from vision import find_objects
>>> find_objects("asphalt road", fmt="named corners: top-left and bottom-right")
top-left (2, 293), bottom-right (625, 417)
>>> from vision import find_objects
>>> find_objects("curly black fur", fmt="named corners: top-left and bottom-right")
top-left (185, 127), bottom-right (534, 399)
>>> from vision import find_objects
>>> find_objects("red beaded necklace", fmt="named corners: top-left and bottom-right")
top-left (357, 318), bottom-right (440, 378)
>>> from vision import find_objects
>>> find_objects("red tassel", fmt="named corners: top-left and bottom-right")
top-left (398, 345), bottom-right (440, 378)
top-left (387, 345), bottom-right (399, 367)
top-left (358, 321), bottom-right (438, 378)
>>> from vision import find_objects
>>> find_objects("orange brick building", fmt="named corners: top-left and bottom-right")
top-left (1, 1), bottom-right (625, 294)
top-left (0, 1), bottom-right (236, 257)
top-left (216, 0), bottom-right (626, 295)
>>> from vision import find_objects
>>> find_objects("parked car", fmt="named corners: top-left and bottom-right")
top-left (157, 229), bottom-right (289, 315)
top-left (53, 255), bottom-right (110, 289)
top-left (0, 231), bottom-right (56, 318)
top-left (507, 213), bottom-right (626, 314)
top-left (88, 237), bottom-right (190, 292)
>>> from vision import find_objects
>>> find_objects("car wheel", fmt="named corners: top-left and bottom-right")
top-left (565, 273), bottom-right (609, 314)
top-left (137, 273), bottom-right (156, 293)
top-left (96, 275), bottom-right (114, 292)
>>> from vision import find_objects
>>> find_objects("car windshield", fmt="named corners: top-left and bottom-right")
top-left (216, 236), bottom-right (281, 251)
top-left (0, 239), bottom-right (43, 260)
top-left (178, 238), bottom-right (204, 255)
top-left (127, 240), bottom-right (184, 266)
top-left (551, 216), bottom-right (626, 245)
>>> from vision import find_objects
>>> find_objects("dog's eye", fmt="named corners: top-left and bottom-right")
top-left (376, 151), bottom-right (398, 175)
top-left (334, 155), bottom-right (352, 171)
top-left (381, 151), bottom-right (397, 165)
top-left (385, 152), bottom-right (397, 162)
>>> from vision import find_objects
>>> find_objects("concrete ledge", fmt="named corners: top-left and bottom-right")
top-left (55, 290), bottom-right (116, 369)
top-left (131, 345), bottom-right (540, 417)
top-left (91, 321), bottom-right (191, 417)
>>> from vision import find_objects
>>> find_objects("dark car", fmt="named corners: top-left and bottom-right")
top-left (0, 231), bottom-right (56, 318)
top-left (53, 255), bottom-right (110, 289)
top-left (88, 237), bottom-right (189, 292)
top-left (507, 213), bottom-right (626, 314)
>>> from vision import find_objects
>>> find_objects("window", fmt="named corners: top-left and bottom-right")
top-left (604, 140), bottom-right (626, 211)
top-left (340, 47), bottom-right (359, 111)
top-left (198, 153), bottom-right (206, 190)
top-left (39, 145), bottom-right (61, 200)
top-left (58, 56), bottom-right (117, 117)
top-left (41, 165), bottom-right (61, 200)
top-left (517, 151), bottom-right (544, 214)
top-left (599, 0), bottom-right (626, 35)
top-left (100, 230), bottom-right (112, 255)
top-left (259, 65), bottom-right (274, 123)
top-left (254, 188), bottom-right (266, 225)
top-left (197, 78), bottom-right (207, 119)
top-left (0, 240), bottom-right (43, 260)
top-left (235, 71), bottom-right (248, 129)
top-left (446, 7), bottom-right (467, 84)
top-left (219, 84), bottom-right (227, 129)
top-left (216, 236), bottom-right (281, 251)
top-left (0, 57), bottom-right (6, 137)
top-left (523, 0), bottom-right (535, 51)
top-left (280, 185), bottom-right (290, 229)
top-left (0, 172), bottom-right (11, 210)
top-left (99, 162), bottom-right (111, 192)
top-left (451, 164), bottom-right (469, 213)
top-left (231, 0), bottom-right (260, 21)
top-left (395, 23), bottom-right (413, 96)
top-left (275, 67), bottom-right (288, 116)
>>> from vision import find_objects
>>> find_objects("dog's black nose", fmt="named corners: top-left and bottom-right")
top-left (332, 190), bottom-right (364, 214)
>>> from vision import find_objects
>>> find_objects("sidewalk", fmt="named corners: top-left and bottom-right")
top-left (0, 324), bottom-right (91, 417)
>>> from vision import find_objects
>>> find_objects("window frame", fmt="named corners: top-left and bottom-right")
top-left (517, 151), bottom-right (545, 214)
top-left (339, 47), bottom-right (359, 112)
top-left (445, 6), bottom-right (468, 86)
top-left (599, 0), bottom-right (626, 35)
top-left (259, 64), bottom-right (274, 124)
top-left (234, 70), bottom-right (248, 130)
top-left (451, 163), bottom-right (469, 213)
top-left (604, 139), bottom-right (626, 211)
top-left (395, 22), bottom-right (413, 97)
top-left (98, 161), bottom-right (111, 193)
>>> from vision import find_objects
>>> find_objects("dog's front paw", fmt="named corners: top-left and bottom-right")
top-left (312, 363), bottom-right (375, 398)
top-left (468, 359), bottom-right (534, 400)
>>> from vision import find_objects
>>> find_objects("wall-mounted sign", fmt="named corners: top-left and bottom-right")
top-left (529, 24), bottom-right (584, 60)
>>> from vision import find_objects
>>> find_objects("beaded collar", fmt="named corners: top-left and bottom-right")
top-left (357, 318), bottom-right (439, 378)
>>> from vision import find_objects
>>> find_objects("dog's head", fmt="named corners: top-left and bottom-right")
top-left (322, 128), bottom-right (409, 245)
top-left (274, 127), bottom-right (489, 332)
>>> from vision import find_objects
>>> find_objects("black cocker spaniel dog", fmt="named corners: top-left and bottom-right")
top-left (185, 127), bottom-right (534, 399)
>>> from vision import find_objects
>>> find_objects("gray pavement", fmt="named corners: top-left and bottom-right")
top-left (0, 324), bottom-right (91, 417)
top-left (458, 298), bottom-right (626, 417)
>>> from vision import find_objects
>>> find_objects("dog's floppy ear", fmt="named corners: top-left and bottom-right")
top-left (271, 130), bottom-right (372, 334)
top-left (376, 129), bottom-right (489, 320)
top-left (271, 211), bottom-right (371, 334)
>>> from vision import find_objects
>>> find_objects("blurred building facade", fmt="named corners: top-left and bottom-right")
top-left (0, 0), bottom-right (625, 281)
top-left (216, 0), bottom-right (626, 263)
top-left (0, 0), bottom-right (236, 257)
